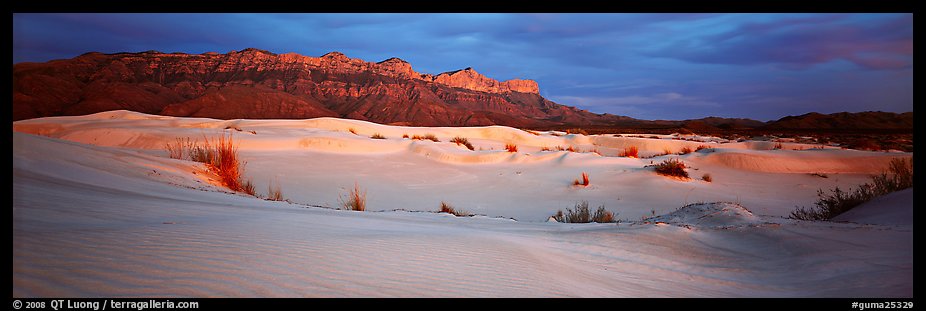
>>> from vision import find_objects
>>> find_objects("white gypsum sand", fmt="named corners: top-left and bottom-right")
top-left (13, 111), bottom-right (912, 297)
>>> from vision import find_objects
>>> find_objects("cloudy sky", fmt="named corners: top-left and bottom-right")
top-left (12, 13), bottom-right (913, 121)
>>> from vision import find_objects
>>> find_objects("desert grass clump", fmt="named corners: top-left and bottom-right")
top-left (340, 183), bottom-right (367, 211)
top-left (701, 173), bottom-right (712, 182)
top-left (790, 158), bottom-right (912, 220)
top-left (412, 134), bottom-right (440, 142)
top-left (212, 133), bottom-right (244, 191)
top-left (451, 136), bottom-right (475, 151)
top-left (678, 146), bottom-right (693, 155)
top-left (241, 179), bottom-right (256, 196)
top-left (348, 128), bottom-right (358, 135)
top-left (619, 146), bottom-right (639, 158)
top-left (654, 158), bottom-right (689, 179)
top-left (439, 201), bottom-right (469, 217)
top-left (505, 143), bottom-right (518, 153)
top-left (267, 180), bottom-right (284, 201)
top-left (592, 206), bottom-right (615, 223)
top-left (695, 145), bottom-right (711, 152)
top-left (573, 172), bottom-right (590, 187)
top-left (370, 133), bottom-right (386, 139)
top-left (566, 145), bottom-right (576, 152)
top-left (402, 133), bottom-right (410, 139)
top-left (165, 137), bottom-right (194, 160)
top-left (554, 201), bottom-right (614, 223)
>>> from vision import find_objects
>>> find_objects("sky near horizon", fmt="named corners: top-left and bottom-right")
top-left (12, 13), bottom-right (913, 121)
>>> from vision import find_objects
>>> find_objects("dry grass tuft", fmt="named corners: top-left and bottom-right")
top-left (573, 172), bottom-right (590, 187)
top-left (241, 179), bottom-right (256, 196)
top-left (167, 133), bottom-right (250, 193)
top-left (505, 143), bottom-right (518, 153)
top-left (451, 137), bottom-right (475, 150)
top-left (619, 146), bottom-right (639, 158)
top-left (695, 145), bottom-right (711, 152)
top-left (165, 137), bottom-right (194, 160)
top-left (348, 128), bottom-right (358, 135)
top-left (678, 146), bottom-right (693, 155)
top-left (340, 182), bottom-right (367, 211)
top-left (267, 180), bottom-right (284, 201)
top-left (370, 133), bottom-right (386, 139)
top-left (402, 133), bottom-right (410, 139)
top-left (412, 134), bottom-right (440, 142)
top-left (554, 201), bottom-right (615, 223)
top-left (654, 158), bottom-right (689, 179)
top-left (439, 201), bottom-right (469, 217)
top-left (702, 173), bottom-right (712, 182)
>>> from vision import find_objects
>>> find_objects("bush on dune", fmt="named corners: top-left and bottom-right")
top-left (553, 201), bottom-right (615, 223)
top-left (505, 143), bottom-right (518, 153)
top-left (790, 158), bottom-right (913, 220)
top-left (654, 158), bottom-right (689, 179)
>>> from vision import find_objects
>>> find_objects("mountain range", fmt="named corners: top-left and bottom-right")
top-left (12, 48), bottom-right (912, 132)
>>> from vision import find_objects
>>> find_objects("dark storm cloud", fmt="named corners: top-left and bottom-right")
top-left (650, 14), bottom-right (913, 70)
top-left (12, 13), bottom-right (912, 121)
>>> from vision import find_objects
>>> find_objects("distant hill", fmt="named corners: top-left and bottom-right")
top-left (763, 111), bottom-right (913, 131)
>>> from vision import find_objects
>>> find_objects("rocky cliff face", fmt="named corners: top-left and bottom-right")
top-left (13, 48), bottom-right (607, 127)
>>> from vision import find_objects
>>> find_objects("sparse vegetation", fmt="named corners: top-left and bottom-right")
top-left (654, 158), bottom-right (689, 179)
top-left (695, 145), bottom-right (711, 152)
top-left (573, 172), bottom-right (590, 187)
top-left (566, 128), bottom-right (589, 136)
top-left (348, 128), bottom-right (358, 135)
top-left (370, 133), bottom-right (386, 139)
top-left (339, 183), bottom-right (367, 211)
top-left (412, 134), bottom-right (440, 142)
top-left (678, 146), bottom-right (693, 155)
top-left (402, 133), bottom-right (409, 139)
top-left (170, 134), bottom-right (251, 193)
top-left (505, 143), bottom-right (518, 152)
top-left (451, 136), bottom-right (475, 150)
top-left (439, 201), bottom-right (469, 217)
top-left (553, 201), bottom-right (614, 223)
top-left (566, 145), bottom-right (576, 152)
top-left (524, 129), bottom-right (541, 136)
top-left (267, 180), bottom-right (284, 201)
top-left (165, 137), bottom-right (194, 160)
top-left (701, 173), bottom-right (712, 182)
top-left (540, 146), bottom-right (552, 151)
top-left (619, 146), bottom-right (639, 158)
top-left (810, 173), bottom-right (829, 178)
top-left (790, 158), bottom-right (913, 220)
top-left (773, 142), bottom-right (783, 150)
top-left (241, 179), bottom-right (256, 196)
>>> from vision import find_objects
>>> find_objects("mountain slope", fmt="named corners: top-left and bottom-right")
top-left (12, 49), bottom-right (609, 127)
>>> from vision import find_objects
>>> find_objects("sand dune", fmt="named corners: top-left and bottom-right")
top-left (12, 111), bottom-right (913, 297)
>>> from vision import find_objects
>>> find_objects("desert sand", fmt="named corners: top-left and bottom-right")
top-left (12, 110), bottom-right (912, 297)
